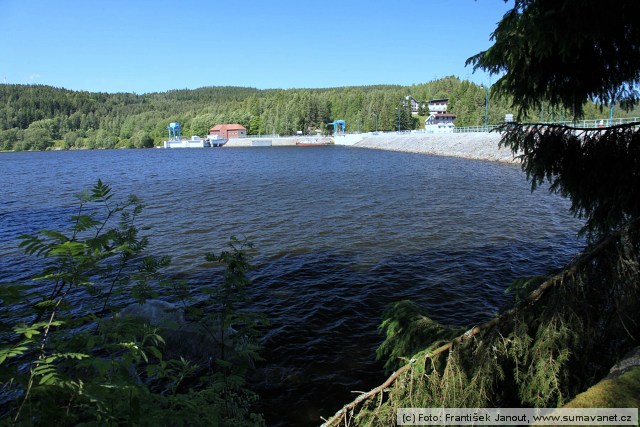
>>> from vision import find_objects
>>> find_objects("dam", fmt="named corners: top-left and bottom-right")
top-left (223, 131), bottom-right (515, 163)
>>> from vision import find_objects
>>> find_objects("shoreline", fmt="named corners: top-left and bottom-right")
top-left (224, 131), bottom-right (520, 164)
top-left (352, 132), bottom-right (519, 164)
top-left (2, 132), bottom-right (519, 164)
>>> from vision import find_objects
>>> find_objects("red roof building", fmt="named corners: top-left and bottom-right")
top-left (209, 124), bottom-right (247, 139)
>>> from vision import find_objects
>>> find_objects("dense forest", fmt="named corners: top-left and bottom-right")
top-left (0, 76), bottom-right (635, 151)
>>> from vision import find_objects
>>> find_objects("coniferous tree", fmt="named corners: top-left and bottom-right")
top-left (321, 3), bottom-right (640, 425)
top-left (468, 0), bottom-right (640, 238)
top-left (3, 74), bottom-right (639, 150)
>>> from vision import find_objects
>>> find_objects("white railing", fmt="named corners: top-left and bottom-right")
top-left (246, 134), bottom-right (281, 139)
top-left (453, 125), bottom-right (502, 133)
top-left (554, 117), bottom-right (640, 128)
top-left (454, 117), bottom-right (640, 133)
top-left (248, 117), bottom-right (640, 138)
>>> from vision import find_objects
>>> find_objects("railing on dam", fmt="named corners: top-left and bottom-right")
top-left (454, 125), bottom-right (502, 133)
top-left (454, 117), bottom-right (640, 133)
top-left (246, 134), bottom-right (281, 139)
top-left (247, 117), bottom-right (640, 138)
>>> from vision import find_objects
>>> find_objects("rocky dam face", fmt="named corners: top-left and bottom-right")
top-left (224, 131), bottom-right (515, 163)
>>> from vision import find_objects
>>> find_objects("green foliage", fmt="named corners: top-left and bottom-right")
top-left (504, 275), bottom-right (546, 303)
top-left (564, 366), bottom-right (640, 409)
top-left (376, 300), bottom-right (465, 372)
top-left (334, 221), bottom-right (640, 426)
top-left (191, 113), bottom-right (217, 136)
top-left (518, 316), bottom-right (575, 406)
top-left (326, 2), bottom-right (640, 425)
top-left (499, 122), bottom-right (640, 239)
top-left (4, 77), bottom-right (639, 150)
top-left (0, 79), bottom-right (505, 151)
top-left (199, 238), bottom-right (268, 385)
top-left (0, 181), bottom-right (265, 426)
top-left (374, 289), bottom-right (585, 413)
top-left (467, 0), bottom-right (640, 118)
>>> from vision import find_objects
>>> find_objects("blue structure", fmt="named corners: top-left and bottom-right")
top-left (327, 120), bottom-right (345, 136)
top-left (167, 122), bottom-right (181, 141)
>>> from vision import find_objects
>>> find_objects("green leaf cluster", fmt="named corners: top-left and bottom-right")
top-left (344, 222), bottom-right (640, 426)
top-left (467, 0), bottom-right (640, 118)
top-left (325, 2), bottom-right (640, 425)
top-left (0, 181), bottom-right (266, 426)
top-left (4, 76), bottom-right (639, 151)
top-left (0, 79), bottom-right (613, 152)
top-left (376, 300), bottom-right (465, 372)
top-left (499, 123), bottom-right (640, 239)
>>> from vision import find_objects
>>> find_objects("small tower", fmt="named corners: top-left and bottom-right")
top-left (167, 122), bottom-right (181, 141)
top-left (328, 120), bottom-right (345, 136)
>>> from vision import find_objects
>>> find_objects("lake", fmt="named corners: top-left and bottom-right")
top-left (0, 146), bottom-right (584, 425)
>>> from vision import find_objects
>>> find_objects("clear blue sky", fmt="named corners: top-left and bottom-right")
top-left (2, 0), bottom-right (512, 94)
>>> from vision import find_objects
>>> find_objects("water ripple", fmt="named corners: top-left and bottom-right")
top-left (0, 147), bottom-right (584, 426)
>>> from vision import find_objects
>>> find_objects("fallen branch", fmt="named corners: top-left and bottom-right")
top-left (320, 364), bottom-right (411, 427)
top-left (321, 221), bottom-right (639, 426)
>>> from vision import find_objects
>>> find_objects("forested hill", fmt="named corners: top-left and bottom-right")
top-left (0, 76), bottom-right (622, 151)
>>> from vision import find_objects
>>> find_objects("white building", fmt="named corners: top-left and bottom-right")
top-left (425, 98), bottom-right (456, 132)
top-left (164, 135), bottom-right (210, 148)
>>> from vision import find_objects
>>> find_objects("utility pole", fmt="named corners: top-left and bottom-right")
top-left (485, 85), bottom-right (489, 129)
top-left (610, 102), bottom-right (615, 126)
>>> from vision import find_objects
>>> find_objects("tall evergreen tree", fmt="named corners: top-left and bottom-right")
top-left (468, 0), bottom-right (640, 239)
top-left (467, 0), bottom-right (640, 118)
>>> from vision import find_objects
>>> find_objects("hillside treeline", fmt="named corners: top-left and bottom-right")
top-left (0, 76), bottom-right (630, 151)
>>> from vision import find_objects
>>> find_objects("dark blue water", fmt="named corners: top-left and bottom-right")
top-left (0, 147), bottom-right (583, 425)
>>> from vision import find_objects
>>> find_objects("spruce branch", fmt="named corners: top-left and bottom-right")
top-left (322, 218), bottom-right (640, 426)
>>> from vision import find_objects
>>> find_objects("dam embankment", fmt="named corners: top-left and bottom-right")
top-left (225, 131), bottom-right (518, 163)
top-left (353, 132), bottom-right (517, 163)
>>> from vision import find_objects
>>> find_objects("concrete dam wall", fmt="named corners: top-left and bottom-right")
top-left (225, 132), bottom-right (518, 163)
top-left (353, 132), bottom-right (517, 163)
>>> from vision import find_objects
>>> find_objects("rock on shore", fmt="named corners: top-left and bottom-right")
top-left (353, 132), bottom-right (519, 163)
top-left (225, 131), bottom-right (520, 164)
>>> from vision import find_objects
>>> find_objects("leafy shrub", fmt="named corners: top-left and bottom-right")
top-left (0, 180), bottom-right (265, 426)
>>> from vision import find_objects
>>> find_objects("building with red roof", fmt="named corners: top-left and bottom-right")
top-left (209, 124), bottom-right (247, 139)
